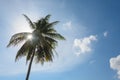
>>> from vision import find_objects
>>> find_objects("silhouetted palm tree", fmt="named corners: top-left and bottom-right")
top-left (7, 14), bottom-right (65, 80)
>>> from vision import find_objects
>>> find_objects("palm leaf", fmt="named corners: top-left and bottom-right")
top-left (7, 32), bottom-right (32, 47)
top-left (23, 14), bottom-right (35, 29)
top-left (45, 33), bottom-right (65, 40)
top-left (44, 14), bottom-right (51, 22)
top-left (26, 45), bottom-right (34, 62)
top-left (35, 46), bottom-right (45, 64)
top-left (46, 21), bottom-right (59, 29)
top-left (42, 28), bottom-right (57, 33)
top-left (15, 41), bottom-right (31, 61)
top-left (44, 36), bottom-right (58, 48)
top-left (41, 21), bottom-right (59, 32)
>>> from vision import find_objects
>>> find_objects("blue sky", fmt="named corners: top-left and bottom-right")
top-left (0, 0), bottom-right (120, 80)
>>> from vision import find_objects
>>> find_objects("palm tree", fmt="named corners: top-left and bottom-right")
top-left (7, 14), bottom-right (65, 80)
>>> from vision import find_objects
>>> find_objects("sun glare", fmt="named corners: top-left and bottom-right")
top-left (27, 35), bottom-right (33, 40)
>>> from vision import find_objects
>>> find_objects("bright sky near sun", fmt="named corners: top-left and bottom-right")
top-left (0, 0), bottom-right (120, 80)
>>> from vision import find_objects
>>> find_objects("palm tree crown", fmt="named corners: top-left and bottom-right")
top-left (7, 14), bottom-right (65, 80)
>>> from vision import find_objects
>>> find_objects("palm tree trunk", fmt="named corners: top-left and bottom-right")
top-left (26, 52), bottom-right (35, 80)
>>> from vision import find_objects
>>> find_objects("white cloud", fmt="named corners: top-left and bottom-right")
top-left (110, 55), bottom-right (120, 79)
top-left (73, 35), bottom-right (97, 56)
top-left (103, 31), bottom-right (108, 37)
top-left (63, 21), bottom-right (72, 29)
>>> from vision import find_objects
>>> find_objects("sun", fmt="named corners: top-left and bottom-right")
top-left (27, 35), bottom-right (33, 40)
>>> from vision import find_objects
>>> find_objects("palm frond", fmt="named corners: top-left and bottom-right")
top-left (41, 21), bottom-right (59, 32)
top-left (23, 14), bottom-right (35, 29)
top-left (35, 47), bottom-right (45, 64)
top-left (47, 28), bottom-right (57, 33)
top-left (35, 45), bottom-right (53, 64)
top-left (46, 21), bottom-right (59, 29)
top-left (45, 36), bottom-right (58, 48)
top-left (42, 28), bottom-right (57, 33)
top-left (7, 32), bottom-right (32, 47)
top-left (44, 47), bottom-right (53, 62)
top-left (26, 46), bottom-right (34, 62)
top-left (35, 18), bottom-right (48, 30)
top-left (15, 41), bottom-right (31, 61)
top-left (45, 33), bottom-right (65, 40)
top-left (34, 36), bottom-right (56, 64)
top-left (44, 14), bottom-right (51, 22)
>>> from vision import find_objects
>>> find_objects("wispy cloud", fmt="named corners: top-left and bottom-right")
top-left (103, 31), bottom-right (108, 37)
top-left (63, 21), bottom-right (72, 30)
top-left (73, 35), bottom-right (97, 56)
top-left (89, 60), bottom-right (96, 64)
top-left (110, 55), bottom-right (120, 79)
